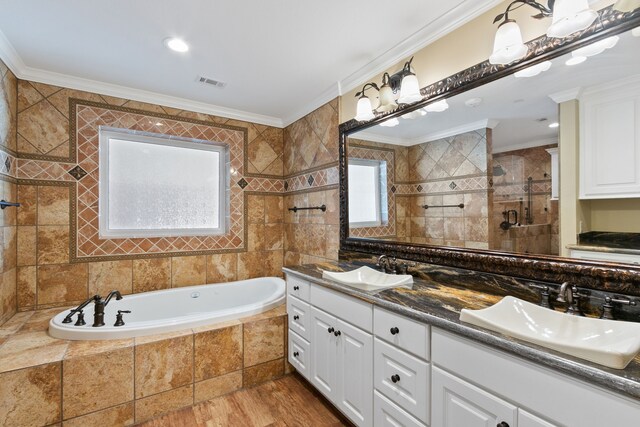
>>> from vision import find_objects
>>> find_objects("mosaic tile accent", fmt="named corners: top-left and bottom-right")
top-left (67, 165), bottom-right (87, 181)
top-left (307, 175), bottom-right (314, 186)
top-left (284, 165), bottom-right (339, 193)
top-left (0, 149), bottom-right (17, 177)
top-left (237, 178), bottom-right (248, 189)
top-left (394, 175), bottom-right (489, 195)
top-left (17, 159), bottom-right (75, 182)
top-left (70, 104), bottom-right (248, 259)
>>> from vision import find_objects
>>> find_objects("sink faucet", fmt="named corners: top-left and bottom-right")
top-left (556, 282), bottom-right (585, 316)
top-left (92, 290), bottom-right (123, 327)
top-left (376, 255), bottom-right (389, 273)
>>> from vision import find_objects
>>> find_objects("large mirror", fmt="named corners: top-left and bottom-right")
top-left (342, 19), bottom-right (640, 270)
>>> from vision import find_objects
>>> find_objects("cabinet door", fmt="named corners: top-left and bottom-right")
top-left (432, 367), bottom-right (517, 427)
top-left (519, 410), bottom-right (558, 427)
top-left (310, 306), bottom-right (337, 398)
top-left (336, 318), bottom-right (373, 427)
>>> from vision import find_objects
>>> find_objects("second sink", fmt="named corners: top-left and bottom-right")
top-left (322, 266), bottom-right (413, 291)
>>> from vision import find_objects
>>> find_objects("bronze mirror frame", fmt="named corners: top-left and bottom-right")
top-left (338, 5), bottom-right (640, 295)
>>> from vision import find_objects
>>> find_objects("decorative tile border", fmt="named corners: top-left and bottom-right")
top-left (284, 165), bottom-right (339, 193)
top-left (394, 175), bottom-right (490, 195)
top-left (0, 147), bottom-right (17, 178)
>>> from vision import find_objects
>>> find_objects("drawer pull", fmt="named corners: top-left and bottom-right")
top-left (334, 330), bottom-right (341, 336)
top-left (293, 285), bottom-right (300, 291)
top-left (497, 423), bottom-right (509, 427)
top-left (391, 374), bottom-right (400, 383)
top-left (293, 315), bottom-right (299, 320)
top-left (293, 351), bottom-right (299, 357)
top-left (390, 327), bottom-right (399, 335)
top-left (328, 327), bottom-right (334, 333)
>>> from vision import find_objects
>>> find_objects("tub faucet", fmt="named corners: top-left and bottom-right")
top-left (62, 295), bottom-right (99, 324)
top-left (92, 290), bottom-right (123, 327)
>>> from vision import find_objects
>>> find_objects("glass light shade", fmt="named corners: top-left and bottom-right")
top-left (377, 85), bottom-right (397, 113)
top-left (489, 21), bottom-right (528, 65)
top-left (424, 99), bottom-right (449, 112)
top-left (397, 74), bottom-right (422, 104)
top-left (379, 118), bottom-right (399, 127)
top-left (355, 96), bottom-right (375, 121)
top-left (547, 0), bottom-right (597, 38)
top-left (514, 61), bottom-right (552, 78)
top-left (613, 0), bottom-right (640, 12)
top-left (402, 109), bottom-right (427, 120)
top-left (571, 36), bottom-right (619, 58)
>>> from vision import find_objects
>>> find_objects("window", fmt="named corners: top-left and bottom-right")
top-left (348, 158), bottom-right (388, 227)
top-left (99, 127), bottom-right (229, 238)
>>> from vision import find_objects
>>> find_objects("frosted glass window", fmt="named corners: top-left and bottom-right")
top-left (348, 159), bottom-right (386, 227)
top-left (99, 127), bottom-right (228, 238)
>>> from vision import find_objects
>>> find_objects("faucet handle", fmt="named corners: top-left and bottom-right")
top-left (114, 310), bottom-right (131, 327)
top-left (600, 296), bottom-right (637, 320)
top-left (397, 261), bottom-right (416, 275)
top-left (528, 284), bottom-right (552, 309)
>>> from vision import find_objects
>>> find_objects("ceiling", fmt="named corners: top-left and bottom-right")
top-left (0, 0), bottom-right (502, 127)
top-left (353, 29), bottom-right (640, 151)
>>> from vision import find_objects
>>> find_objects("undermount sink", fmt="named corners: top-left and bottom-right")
top-left (322, 266), bottom-right (413, 291)
top-left (460, 296), bottom-right (640, 369)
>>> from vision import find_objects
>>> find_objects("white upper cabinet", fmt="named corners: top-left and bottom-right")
top-left (580, 76), bottom-right (640, 199)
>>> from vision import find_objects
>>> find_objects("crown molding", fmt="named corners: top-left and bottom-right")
top-left (350, 131), bottom-right (406, 146)
top-left (338, 0), bottom-right (505, 96)
top-left (0, 30), bottom-right (283, 128)
top-left (493, 137), bottom-right (558, 154)
top-left (548, 87), bottom-right (582, 104)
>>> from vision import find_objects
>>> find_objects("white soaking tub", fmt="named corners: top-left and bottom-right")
top-left (49, 277), bottom-right (285, 340)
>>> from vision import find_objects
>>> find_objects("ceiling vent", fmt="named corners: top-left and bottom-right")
top-left (197, 76), bottom-right (226, 88)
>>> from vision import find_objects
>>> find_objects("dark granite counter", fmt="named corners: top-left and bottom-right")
top-left (283, 261), bottom-right (640, 400)
top-left (578, 231), bottom-right (640, 250)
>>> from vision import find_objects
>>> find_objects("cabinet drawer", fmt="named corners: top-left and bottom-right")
top-left (374, 307), bottom-right (429, 360)
top-left (287, 296), bottom-right (310, 340)
top-left (311, 285), bottom-right (372, 333)
top-left (374, 391), bottom-right (426, 427)
top-left (288, 330), bottom-right (310, 380)
top-left (286, 275), bottom-right (310, 302)
top-left (374, 338), bottom-right (429, 424)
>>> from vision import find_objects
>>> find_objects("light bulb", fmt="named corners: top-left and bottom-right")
top-left (489, 20), bottom-right (528, 65)
top-left (514, 61), bottom-right (552, 78)
top-left (164, 38), bottom-right (189, 53)
top-left (547, 0), bottom-right (597, 38)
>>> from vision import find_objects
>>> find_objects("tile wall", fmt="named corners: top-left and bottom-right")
top-left (0, 57), bottom-right (17, 325)
top-left (13, 81), bottom-right (286, 312)
top-left (283, 99), bottom-right (341, 266)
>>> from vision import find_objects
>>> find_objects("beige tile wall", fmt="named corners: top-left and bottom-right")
top-left (14, 81), bottom-right (286, 311)
top-left (0, 57), bottom-right (17, 325)
top-left (283, 99), bottom-right (340, 265)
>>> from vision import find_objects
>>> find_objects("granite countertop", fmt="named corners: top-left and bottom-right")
top-left (283, 261), bottom-right (640, 400)
top-left (568, 231), bottom-right (640, 256)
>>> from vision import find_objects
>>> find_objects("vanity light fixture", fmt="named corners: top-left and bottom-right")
top-left (354, 82), bottom-right (379, 121)
top-left (424, 99), bottom-right (450, 112)
top-left (164, 37), bottom-right (189, 53)
top-left (570, 35), bottom-right (619, 57)
top-left (397, 57), bottom-right (422, 104)
top-left (490, 0), bottom-right (601, 65)
top-left (566, 55), bottom-right (587, 65)
top-left (514, 60), bottom-right (552, 77)
top-left (379, 118), bottom-right (400, 127)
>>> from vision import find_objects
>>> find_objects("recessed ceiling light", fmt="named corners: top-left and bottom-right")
top-left (465, 98), bottom-right (483, 108)
top-left (164, 37), bottom-right (189, 53)
top-left (566, 56), bottom-right (587, 66)
top-left (549, 122), bottom-right (559, 128)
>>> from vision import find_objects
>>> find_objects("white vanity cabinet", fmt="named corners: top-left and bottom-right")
top-left (580, 76), bottom-right (640, 199)
top-left (286, 275), bottom-right (374, 427)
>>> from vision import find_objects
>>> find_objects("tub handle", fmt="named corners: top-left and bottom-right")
top-left (114, 310), bottom-right (131, 327)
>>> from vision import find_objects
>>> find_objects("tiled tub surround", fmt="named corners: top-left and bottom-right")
top-left (0, 304), bottom-right (288, 426)
top-left (285, 261), bottom-right (640, 399)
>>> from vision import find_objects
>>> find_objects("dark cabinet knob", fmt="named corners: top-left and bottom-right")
top-left (497, 423), bottom-right (509, 427)
top-left (293, 315), bottom-right (299, 320)
top-left (334, 330), bottom-right (341, 336)
top-left (293, 286), bottom-right (300, 291)
top-left (390, 327), bottom-right (399, 335)
top-left (391, 374), bottom-right (400, 383)
top-left (293, 351), bottom-right (299, 357)
top-left (328, 327), bottom-right (334, 333)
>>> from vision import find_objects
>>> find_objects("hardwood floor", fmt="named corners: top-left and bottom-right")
top-left (137, 374), bottom-right (353, 427)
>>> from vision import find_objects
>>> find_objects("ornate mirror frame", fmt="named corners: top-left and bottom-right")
top-left (339, 6), bottom-right (640, 295)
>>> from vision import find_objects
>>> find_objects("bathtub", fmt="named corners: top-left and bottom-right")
top-left (49, 277), bottom-right (285, 340)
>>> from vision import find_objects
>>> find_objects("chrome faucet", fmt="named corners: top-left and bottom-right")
top-left (556, 282), bottom-right (585, 316)
top-left (376, 255), bottom-right (389, 272)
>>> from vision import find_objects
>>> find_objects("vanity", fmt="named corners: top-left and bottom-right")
top-left (284, 263), bottom-right (640, 427)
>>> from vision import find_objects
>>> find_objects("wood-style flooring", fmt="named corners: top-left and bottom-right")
top-left (137, 374), bottom-right (353, 427)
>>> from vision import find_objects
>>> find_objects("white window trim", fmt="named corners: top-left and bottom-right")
top-left (98, 126), bottom-right (229, 239)
top-left (348, 158), bottom-right (383, 228)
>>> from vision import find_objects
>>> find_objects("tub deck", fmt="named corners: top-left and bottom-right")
top-left (0, 304), bottom-right (288, 426)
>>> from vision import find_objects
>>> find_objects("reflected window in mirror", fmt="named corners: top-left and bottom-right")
top-left (348, 158), bottom-right (387, 228)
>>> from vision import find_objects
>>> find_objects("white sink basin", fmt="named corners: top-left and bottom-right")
top-left (460, 296), bottom-right (640, 369)
top-left (322, 266), bottom-right (413, 291)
